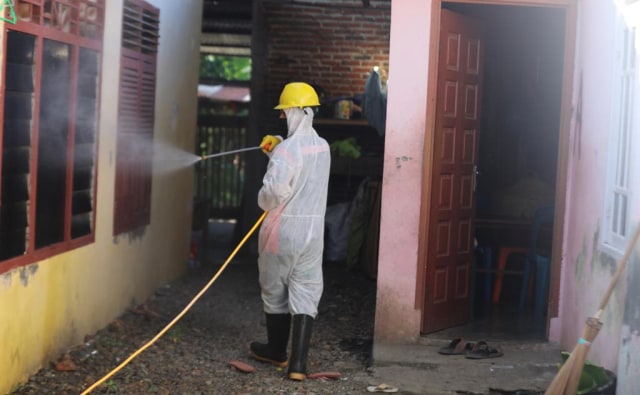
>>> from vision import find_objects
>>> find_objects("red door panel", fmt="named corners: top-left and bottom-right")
top-left (423, 9), bottom-right (484, 333)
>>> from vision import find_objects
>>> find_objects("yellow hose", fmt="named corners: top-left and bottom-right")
top-left (81, 211), bottom-right (267, 395)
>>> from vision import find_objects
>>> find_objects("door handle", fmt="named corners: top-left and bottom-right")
top-left (473, 166), bottom-right (480, 192)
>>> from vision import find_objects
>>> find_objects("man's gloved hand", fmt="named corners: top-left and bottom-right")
top-left (260, 135), bottom-right (283, 154)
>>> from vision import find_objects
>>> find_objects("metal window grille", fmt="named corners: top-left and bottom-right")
top-left (605, 24), bottom-right (637, 253)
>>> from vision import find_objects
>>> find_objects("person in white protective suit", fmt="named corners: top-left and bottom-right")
top-left (249, 82), bottom-right (331, 381)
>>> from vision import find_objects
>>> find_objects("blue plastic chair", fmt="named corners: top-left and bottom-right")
top-left (476, 245), bottom-right (493, 302)
top-left (520, 206), bottom-right (555, 315)
top-left (470, 244), bottom-right (493, 320)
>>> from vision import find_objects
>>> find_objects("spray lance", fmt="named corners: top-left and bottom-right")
top-left (199, 145), bottom-right (262, 161)
top-left (199, 137), bottom-right (280, 161)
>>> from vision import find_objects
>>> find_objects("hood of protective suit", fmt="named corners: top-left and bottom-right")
top-left (284, 107), bottom-right (315, 138)
top-left (257, 104), bottom-right (330, 317)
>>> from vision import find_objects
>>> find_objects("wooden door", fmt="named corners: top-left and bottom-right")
top-left (422, 9), bottom-right (484, 333)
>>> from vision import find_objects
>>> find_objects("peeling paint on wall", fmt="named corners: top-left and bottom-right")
top-left (599, 252), bottom-right (617, 276)
top-left (112, 226), bottom-right (147, 244)
top-left (617, 253), bottom-right (640, 394)
top-left (18, 265), bottom-right (39, 287)
top-left (1, 272), bottom-right (12, 289)
top-left (592, 221), bottom-right (616, 277)
top-left (623, 254), bottom-right (640, 331)
top-left (394, 156), bottom-right (412, 169)
top-left (589, 239), bottom-right (624, 333)
top-left (572, 227), bottom-right (627, 337)
top-left (617, 324), bottom-right (640, 395)
top-left (575, 227), bottom-right (617, 283)
top-left (574, 234), bottom-right (588, 280)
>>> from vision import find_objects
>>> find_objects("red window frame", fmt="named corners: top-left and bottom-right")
top-left (113, 0), bottom-right (159, 235)
top-left (0, 0), bottom-right (105, 273)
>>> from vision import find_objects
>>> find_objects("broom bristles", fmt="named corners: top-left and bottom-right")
top-left (545, 318), bottom-right (603, 394)
top-left (565, 346), bottom-right (590, 394)
top-left (545, 345), bottom-right (590, 395)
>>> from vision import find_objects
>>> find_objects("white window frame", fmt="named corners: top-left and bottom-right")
top-left (602, 5), bottom-right (640, 257)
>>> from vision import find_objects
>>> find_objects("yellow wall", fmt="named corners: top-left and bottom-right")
top-left (0, 1), bottom-right (203, 393)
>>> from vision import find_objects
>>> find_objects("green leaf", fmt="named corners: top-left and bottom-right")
top-left (330, 138), bottom-right (362, 159)
top-left (200, 54), bottom-right (251, 81)
top-left (577, 371), bottom-right (596, 395)
top-left (583, 363), bottom-right (610, 387)
top-left (558, 351), bottom-right (613, 392)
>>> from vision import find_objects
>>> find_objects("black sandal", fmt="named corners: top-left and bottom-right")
top-left (438, 338), bottom-right (474, 355)
top-left (465, 341), bottom-right (503, 359)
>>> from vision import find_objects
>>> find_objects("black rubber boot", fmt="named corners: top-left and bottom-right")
top-left (288, 314), bottom-right (313, 381)
top-left (250, 313), bottom-right (291, 368)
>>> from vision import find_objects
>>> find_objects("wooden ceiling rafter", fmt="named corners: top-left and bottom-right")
top-left (259, 0), bottom-right (390, 10)
top-left (200, 0), bottom-right (252, 53)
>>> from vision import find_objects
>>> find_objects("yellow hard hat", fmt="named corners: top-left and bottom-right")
top-left (274, 82), bottom-right (320, 110)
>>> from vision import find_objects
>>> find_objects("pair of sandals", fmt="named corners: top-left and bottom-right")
top-left (438, 338), bottom-right (503, 359)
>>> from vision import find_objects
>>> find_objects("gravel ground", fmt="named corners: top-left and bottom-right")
top-left (9, 255), bottom-right (379, 395)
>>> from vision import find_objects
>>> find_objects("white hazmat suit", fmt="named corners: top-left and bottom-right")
top-left (257, 107), bottom-right (331, 318)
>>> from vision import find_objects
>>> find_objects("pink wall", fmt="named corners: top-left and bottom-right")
top-left (377, 6), bottom-right (640, 391)
top-left (553, 0), bottom-right (640, 380)
top-left (374, 0), bottom-right (431, 344)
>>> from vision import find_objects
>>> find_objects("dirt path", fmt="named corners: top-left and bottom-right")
top-left (9, 258), bottom-right (378, 395)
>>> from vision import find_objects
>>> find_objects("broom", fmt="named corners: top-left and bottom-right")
top-left (545, 225), bottom-right (640, 395)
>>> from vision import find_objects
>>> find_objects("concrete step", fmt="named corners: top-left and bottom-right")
top-left (370, 341), bottom-right (562, 394)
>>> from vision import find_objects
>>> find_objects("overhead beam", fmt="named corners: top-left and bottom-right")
top-left (202, 0), bottom-right (252, 19)
top-left (200, 32), bottom-right (252, 48)
top-left (201, 19), bottom-right (252, 35)
top-left (200, 46), bottom-right (251, 56)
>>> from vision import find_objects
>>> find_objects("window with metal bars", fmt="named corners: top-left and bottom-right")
top-left (603, 22), bottom-right (638, 255)
top-left (0, 0), bottom-right (104, 270)
top-left (113, 0), bottom-right (159, 235)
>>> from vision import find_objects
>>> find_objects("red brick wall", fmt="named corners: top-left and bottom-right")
top-left (260, 2), bottom-right (391, 124)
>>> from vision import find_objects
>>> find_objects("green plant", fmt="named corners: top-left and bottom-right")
top-left (560, 351), bottom-right (612, 394)
top-left (330, 138), bottom-right (361, 159)
top-left (167, 325), bottom-right (184, 343)
top-left (200, 54), bottom-right (251, 81)
top-left (105, 379), bottom-right (118, 394)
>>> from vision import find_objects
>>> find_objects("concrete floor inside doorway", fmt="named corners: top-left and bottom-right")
top-left (372, 301), bottom-right (563, 394)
